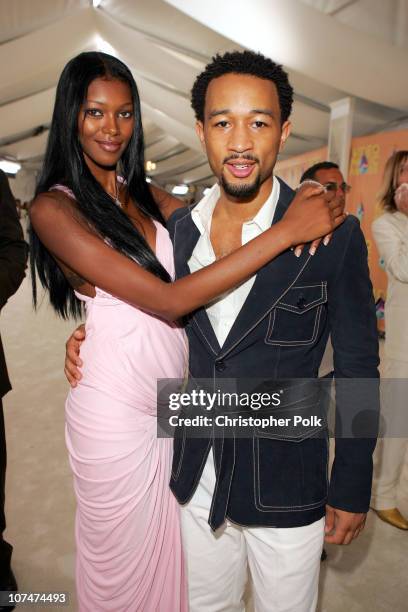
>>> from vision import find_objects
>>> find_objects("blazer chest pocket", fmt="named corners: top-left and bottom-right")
top-left (265, 282), bottom-right (327, 347)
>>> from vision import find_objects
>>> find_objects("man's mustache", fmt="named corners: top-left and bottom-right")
top-left (223, 154), bottom-right (259, 164)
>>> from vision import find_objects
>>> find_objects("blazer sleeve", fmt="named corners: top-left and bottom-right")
top-left (372, 214), bottom-right (408, 283)
top-left (0, 171), bottom-right (28, 310)
top-left (327, 216), bottom-right (380, 513)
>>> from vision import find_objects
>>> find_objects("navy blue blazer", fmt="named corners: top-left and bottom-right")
top-left (167, 179), bottom-right (379, 530)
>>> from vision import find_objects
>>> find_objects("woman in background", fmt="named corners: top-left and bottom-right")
top-left (371, 150), bottom-right (408, 530)
top-left (29, 51), bottom-right (343, 611)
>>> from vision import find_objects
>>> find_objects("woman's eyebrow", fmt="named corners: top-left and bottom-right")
top-left (84, 99), bottom-right (133, 106)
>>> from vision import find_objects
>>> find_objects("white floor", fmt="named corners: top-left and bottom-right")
top-left (1, 269), bottom-right (407, 612)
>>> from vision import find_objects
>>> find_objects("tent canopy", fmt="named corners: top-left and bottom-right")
top-left (1, 0), bottom-right (407, 188)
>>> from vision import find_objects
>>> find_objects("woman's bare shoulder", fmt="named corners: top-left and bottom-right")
top-left (29, 190), bottom-right (85, 230)
top-left (30, 190), bottom-right (71, 214)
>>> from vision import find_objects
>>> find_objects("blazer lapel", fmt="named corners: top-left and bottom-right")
top-left (172, 212), bottom-right (221, 355)
top-left (172, 211), bottom-right (199, 280)
top-left (219, 179), bottom-right (312, 358)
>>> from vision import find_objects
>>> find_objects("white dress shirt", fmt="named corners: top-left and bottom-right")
top-left (188, 177), bottom-right (280, 347)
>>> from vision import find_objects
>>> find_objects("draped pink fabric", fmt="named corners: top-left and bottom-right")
top-left (61, 204), bottom-right (188, 610)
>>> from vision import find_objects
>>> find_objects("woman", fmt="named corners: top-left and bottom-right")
top-left (371, 151), bottom-right (408, 530)
top-left (29, 52), bottom-right (343, 611)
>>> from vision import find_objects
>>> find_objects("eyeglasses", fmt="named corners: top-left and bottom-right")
top-left (323, 181), bottom-right (351, 194)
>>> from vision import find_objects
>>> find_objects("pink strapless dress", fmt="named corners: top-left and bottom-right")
top-left (64, 212), bottom-right (188, 611)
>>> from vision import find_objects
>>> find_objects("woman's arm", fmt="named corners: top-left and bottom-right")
top-left (30, 185), bottom-right (345, 321)
top-left (149, 184), bottom-right (185, 220)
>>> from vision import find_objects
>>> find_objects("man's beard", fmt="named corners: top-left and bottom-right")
top-left (220, 172), bottom-right (261, 199)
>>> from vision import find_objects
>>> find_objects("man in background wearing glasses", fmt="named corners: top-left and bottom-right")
top-left (300, 162), bottom-right (351, 212)
top-left (299, 161), bottom-right (351, 562)
top-left (300, 161), bottom-right (351, 381)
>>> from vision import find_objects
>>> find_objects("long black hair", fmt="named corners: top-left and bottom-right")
top-left (30, 51), bottom-right (170, 319)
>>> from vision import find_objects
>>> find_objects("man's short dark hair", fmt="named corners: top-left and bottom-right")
top-left (300, 161), bottom-right (340, 183)
top-left (191, 50), bottom-right (293, 125)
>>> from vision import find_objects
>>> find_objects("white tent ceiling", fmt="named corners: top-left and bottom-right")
top-left (0, 0), bottom-right (407, 189)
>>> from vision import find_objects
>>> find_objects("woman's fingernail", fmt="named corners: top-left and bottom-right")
top-left (294, 248), bottom-right (301, 257)
top-left (309, 246), bottom-right (316, 256)
top-left (323, 237), bottom-right (329, 246)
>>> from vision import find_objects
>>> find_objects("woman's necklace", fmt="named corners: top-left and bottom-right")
top-left (108, 182), bottom-right (147, 238)
top-left (107, 180), bottom-right (122, 208)
top-left (114, 181), bottom-right (121, 208)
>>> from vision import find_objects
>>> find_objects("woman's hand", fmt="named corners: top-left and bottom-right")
top-left (291, 180), bottom-right (341, 256)
top-left (395, 183), bottom-right (408, 216)
top-left (282, 181), bottom-right (346, 255)
top-left (64, 325), bottom-right (86, 387)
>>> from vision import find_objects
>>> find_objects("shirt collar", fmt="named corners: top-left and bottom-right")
top-left (191, 176), bottom-right (280, 236)
top-left (191, 183), bottom-right (219, 235)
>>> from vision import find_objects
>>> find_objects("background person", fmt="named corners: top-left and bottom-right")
top-left (300, 162), bottom-right (349, 212)
top-left (0, 169), bottom-right (27, 609)
top-left (371, 150), bottom-right (408, 530)
top-left (299, 161), bottom-right (350, 379)
top-left (299, 161), bottom-right (350, 562)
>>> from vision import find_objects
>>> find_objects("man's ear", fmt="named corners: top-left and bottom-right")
top-left (195, 120), bottom-right (206, 152)
top-left (279, 120), bottom-right (291, 152)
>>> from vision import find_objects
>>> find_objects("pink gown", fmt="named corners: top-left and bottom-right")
top-left (59, 187), bottom-right (188, 611)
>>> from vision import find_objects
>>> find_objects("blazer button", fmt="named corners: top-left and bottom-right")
top-left (296, 295), bottom-right (306, 309)
top-left (215, 360), bottom-right (226, 372)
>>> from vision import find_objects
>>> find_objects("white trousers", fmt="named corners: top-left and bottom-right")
top-left (180, 452), bottom-right (324, 612)
top-left (371, 358), bottom-right (408, 510)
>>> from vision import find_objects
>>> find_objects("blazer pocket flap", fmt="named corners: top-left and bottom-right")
top-left (253, 402), bottom-right (327, 443)
top-left (276, 282), bottom-right (327, 314)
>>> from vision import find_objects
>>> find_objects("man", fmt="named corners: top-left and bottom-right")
top-left (300, 162), bottom-right (352, 563)
top-left (301, 162), bottom-right (350, 212)
top-left (0, 170), bottom-right (27, 609)
top-left (66, 51), bottom-right (379, 611)
top-left (301, 161), bottom-right (351, 380)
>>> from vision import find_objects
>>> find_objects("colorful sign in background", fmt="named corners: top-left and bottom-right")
top-left (276, 129), bottom-right (408, 331)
